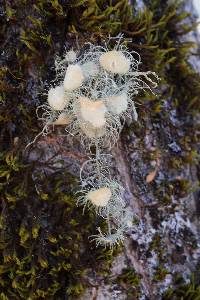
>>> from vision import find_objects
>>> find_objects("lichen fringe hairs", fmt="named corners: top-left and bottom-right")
top-left (31, 34), bottom-right (159, 248)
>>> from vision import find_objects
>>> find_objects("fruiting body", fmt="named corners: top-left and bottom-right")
top-left (87, 187), bottom-right (112, 207)
top-left (99, 50), bottom-right (130, 74)
top-left (64, 64), bottom-right (84, 91)
top-left (48, 85), bottom-right (66, 110)
top-left (106, 93), bottom-right (128, 115)
top-left (53, 112), bottom-right (71, 125)
top-left (79, 97), bottom-right (107, 127)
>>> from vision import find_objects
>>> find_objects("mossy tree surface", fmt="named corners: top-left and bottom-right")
top-left (0, 0), bottom-right (200, 299)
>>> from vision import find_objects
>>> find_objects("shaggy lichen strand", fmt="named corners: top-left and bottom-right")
top-left (39, 38), bottom-right (158, 151)
top-left (33, 36), bottom-right (158, 249)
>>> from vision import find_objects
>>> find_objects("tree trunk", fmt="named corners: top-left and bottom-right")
top-left (1, 1), bottom-right (200, 299)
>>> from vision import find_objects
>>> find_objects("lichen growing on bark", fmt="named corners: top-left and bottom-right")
top-left (34, 35), bottom-right (158, 249)
top-left (0, 0), bottom-right (200, 299)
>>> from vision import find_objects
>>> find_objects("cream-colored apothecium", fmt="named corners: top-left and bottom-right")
top-left (53, 112), bottom-right (71, 125)
top-left (48, 85), bottom-right (67, 110)
top-left (79, 97), bottom-right (107, 127)
top-left (64, 64), bottom-right (84, 91)
top-left (87, 187), bottom-right (112, 207)
top-left (106, 93), bottom-right (128, 115)
top-left (99, 50), bottom-right (130, 74)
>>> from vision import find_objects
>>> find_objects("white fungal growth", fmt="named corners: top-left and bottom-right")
top-left (64, 64), bottom-right (84, 91)
top-left (79, 97), bottom-right (107, 128)
top-left (53, 112), bottom-right (71, 125)
top-left (106, 93), bottom-right (128, 115)
top-left (99, 50), bottom-right (130, 74)
top-left (47, 85), bottom-right (67, 110)
top-left (87, 187), bottom-right (112, 207)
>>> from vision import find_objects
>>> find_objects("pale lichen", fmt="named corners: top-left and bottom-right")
top-left (33, 34), bottom-right (159, 247)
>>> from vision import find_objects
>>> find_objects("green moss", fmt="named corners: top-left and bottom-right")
top-left (116, 267), bottom-right (141, 299)
top-left (95, 244), bottom-right (123, 276)
top-left (153, 266), bottom-right (168, 282)
top-left (163, 272), bottom-right (200, 300)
